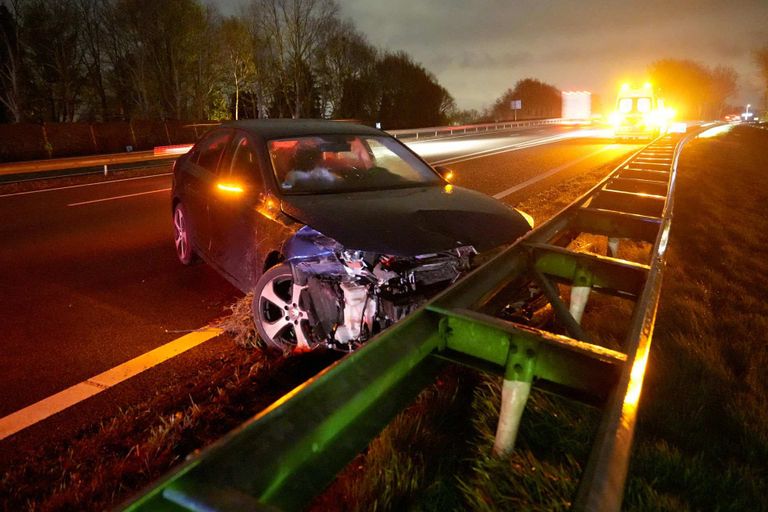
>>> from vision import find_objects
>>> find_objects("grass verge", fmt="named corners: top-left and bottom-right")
top-left (622, 126), bottom-right (768, 510)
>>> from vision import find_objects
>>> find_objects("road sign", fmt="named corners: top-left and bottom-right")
top-left (510, 100), bottom-right (522, 120)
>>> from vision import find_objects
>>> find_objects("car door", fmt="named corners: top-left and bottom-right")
top-left (208, 131), bottom-right (270, 290)
top-left (183, 129), bottom-right (232, 258)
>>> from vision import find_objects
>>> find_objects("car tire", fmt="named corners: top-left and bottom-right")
top-left (252, 263), bottom-right (316, 352)
top-left (173, 203), bottom-right (197, 265)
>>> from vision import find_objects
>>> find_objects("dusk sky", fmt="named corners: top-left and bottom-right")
top-left (216, 0), bottom-right (767, 112)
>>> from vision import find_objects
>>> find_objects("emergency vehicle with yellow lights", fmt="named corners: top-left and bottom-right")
top-left (610, 83), bottom-right (674, 140)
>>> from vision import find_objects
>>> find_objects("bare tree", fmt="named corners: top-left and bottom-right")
top-left (190, 5), bottom-right (224, 120)
top-left (106, 0), bottom-right (156, 117)
top-left (220, 16), bottom-right (255, 120)
top-left (710, 65), bottom-right (738, 118)
top-left (23, 0), bottom-right (86, 121)
top-left (314, 17), bottom-right (376, 118)
top-left (0, 1), bottom-right (25, 122)
top-left (0, 0), bottom-right (457, 125)
top-left (756, 45), bottom-right (768, 110)
top-left (76, 0), bottom-right (110, 120)
top-left (107, 0), bottom-right (220, 120)
top-left (249, 0), bottom-right (337, 118)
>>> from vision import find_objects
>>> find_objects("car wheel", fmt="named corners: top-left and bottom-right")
top-left (173, 203), bottom-right (196, 265)
top-left (252, 263), bottom-right (316, 351)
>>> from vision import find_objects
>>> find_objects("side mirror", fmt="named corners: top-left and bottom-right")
top-left (215, 181), bottom-right (246, 195)
top-left (433, 165), bottom-right (455, 182)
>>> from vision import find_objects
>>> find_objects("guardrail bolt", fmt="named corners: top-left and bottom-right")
top-left (437, 317), bottom-right (452, 351)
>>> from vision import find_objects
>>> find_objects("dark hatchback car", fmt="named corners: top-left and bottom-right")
top-left (172, 119), bottom-right (533, 351)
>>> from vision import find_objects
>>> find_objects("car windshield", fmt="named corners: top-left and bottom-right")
top-left (618, 98), bottom-right (633, 113)
top-left (268, 134), bottom-right (441, 194)
top-left (636, 97), bottom-right (652, 113)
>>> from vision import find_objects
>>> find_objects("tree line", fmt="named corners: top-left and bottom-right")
top-left (0, 0), bottom-right (456, 129)
top-left (486, 78), bottom-right (562, 121)
top-left (484, 50), bottom-right (768, 123)
top-left (647, 59), bottom-right (739, 119)
top-left (755, 44), bottom-right (768, 114)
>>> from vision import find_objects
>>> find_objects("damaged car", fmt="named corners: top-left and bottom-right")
top-left (172, 119), bottom-right (533, 352)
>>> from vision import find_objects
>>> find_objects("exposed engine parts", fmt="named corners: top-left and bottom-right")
top-left (292, 244), bottom-right (476, 351)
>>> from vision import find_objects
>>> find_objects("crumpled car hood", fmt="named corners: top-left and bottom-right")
top-left (279, 185), bottom-right (531, 256)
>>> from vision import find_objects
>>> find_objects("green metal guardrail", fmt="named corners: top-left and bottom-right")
top-left (121, 129), bottom-right (698, 511)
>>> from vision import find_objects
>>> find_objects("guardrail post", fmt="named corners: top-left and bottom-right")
top-left (41, 123), bottom-right (52, 159)
top-left (608, 237), bottom-right (620, 257)
top-left (493, 340), bottom-right (536, 455)
top-left (129, 120), bottom-right (138, 149)
top-left (90, 123), bottom-right (99, 153)
top-left (569, 267), bottom-right (593, 324)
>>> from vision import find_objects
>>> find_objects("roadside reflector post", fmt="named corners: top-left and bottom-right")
top-left (104, 164), bottom-right (108, 176)
top-left (493, 339), bottom-right (536, 456)
top-left (569, 266), bottom-right (593, 324)
top-left (607, 237), bottom-right (620, 257)
top-left (436, 315), bottom-right (536, 456)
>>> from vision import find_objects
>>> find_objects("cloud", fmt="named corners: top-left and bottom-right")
top-left (428, 50), bottom-right (534, 72)
top-left (216, 0), bottom-right (768, 109)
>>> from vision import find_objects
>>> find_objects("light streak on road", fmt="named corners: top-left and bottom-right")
top-left (67, 188), bottom-right (171, 206)
top-left (0, 173), bottom-right (172, 199)
top-left (409, 128), bottom-right (613, 166)
top-left (697, 124), bottom-right (734, 138)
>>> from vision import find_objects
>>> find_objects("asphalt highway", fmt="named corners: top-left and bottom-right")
top-left (0, 123), bottom-right (641, 451)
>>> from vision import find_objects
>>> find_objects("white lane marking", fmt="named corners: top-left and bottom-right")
top-left (67, 187), bottom-right (171, 206)
top-left (0, 328), bottom-right (223, 441)
top-left (493, 146), bottom-right (613, 200)
top-left (0, 173), bottom-right (172, 198)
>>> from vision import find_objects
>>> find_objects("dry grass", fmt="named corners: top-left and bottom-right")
top-left (310, 367), bottom-right (480, 512)
top-left (215, 292), bottom-right (260, 349)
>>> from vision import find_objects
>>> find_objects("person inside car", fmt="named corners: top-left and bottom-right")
top-left (282, 142), bottom-right (338, 191)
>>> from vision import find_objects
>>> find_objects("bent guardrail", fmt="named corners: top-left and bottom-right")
top-left (121, 129), bottom-right (699, 512)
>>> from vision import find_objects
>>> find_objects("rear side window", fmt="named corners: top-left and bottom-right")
top-left (219, 133), bottom-right (260, 178)
top-left (195, 130), bottom-right (231, 172)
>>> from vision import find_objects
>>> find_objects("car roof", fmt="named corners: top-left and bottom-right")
top-left (223, 119), bottom-right (383, 139)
